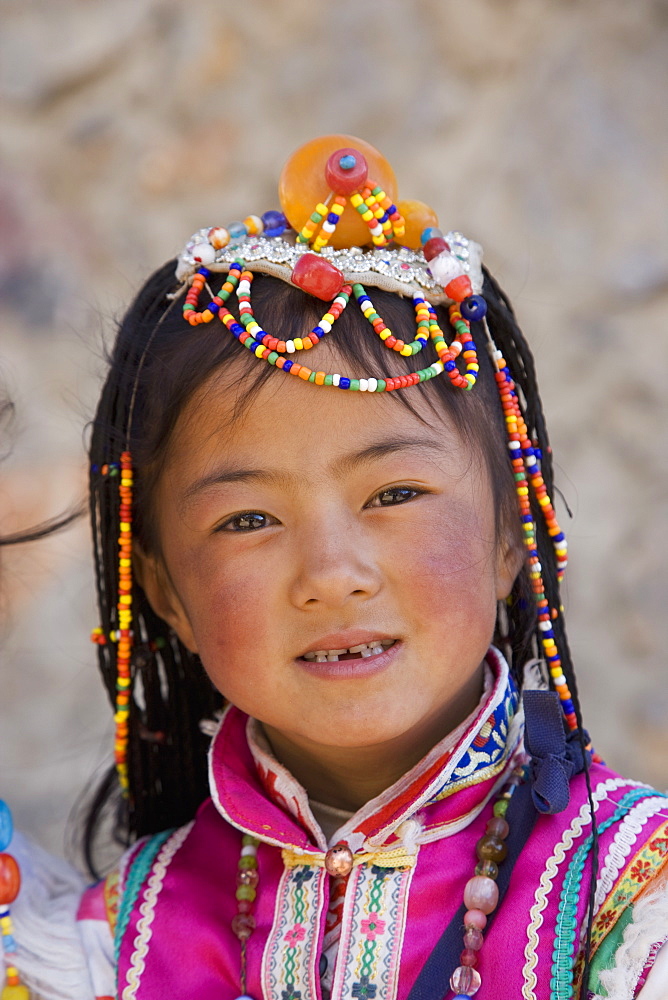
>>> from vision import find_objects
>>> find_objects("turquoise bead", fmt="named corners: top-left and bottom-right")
top-left (0, 800), bottom-right (13, 851)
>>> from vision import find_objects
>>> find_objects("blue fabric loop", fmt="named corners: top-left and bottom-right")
top-left (523, 690), bottom-right (590, 815)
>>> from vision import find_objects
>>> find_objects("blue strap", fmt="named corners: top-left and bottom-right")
top-left (406, 778), bottom-right (537, 1000)
top-left (523, 690), bottom-right (590, 815)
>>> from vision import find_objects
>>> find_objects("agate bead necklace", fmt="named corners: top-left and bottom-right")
top-left (0, 800), bottom-right (29, 999)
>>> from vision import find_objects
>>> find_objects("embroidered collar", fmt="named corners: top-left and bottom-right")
top-left (208, 647), bottom-right (520, 853)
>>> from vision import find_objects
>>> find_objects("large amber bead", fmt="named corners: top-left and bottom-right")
top-left (279, 134), bottom-right (398, 250)
top-left (397, 199), bottom-right (439, 250)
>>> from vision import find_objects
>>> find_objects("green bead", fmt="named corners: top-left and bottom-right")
top-left (324, 374), bottom-right (333, 386)
top-left (242, 834), bottom-right (257, 847)
top-left (244, 337), bottom-right (254, 348)
top-left (308, 372), bottom-right (316, 382)
top-left (376, 379), bottom-right (386, 392)
top-left (352, 283), bottom-right (364, 297)
top-left (236, 885), bottom-right (256, 902)
top-left (267, 352), bottom-right (279, 365)
top-left (238, 855), bottom-right (258, 870)
top-left (350, 379), bottom-right (360, 391)
top-left (493, 799), bottom-right (508, 817)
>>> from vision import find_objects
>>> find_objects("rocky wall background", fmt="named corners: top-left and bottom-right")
top-left (1, 0), bottom-right (667, 860)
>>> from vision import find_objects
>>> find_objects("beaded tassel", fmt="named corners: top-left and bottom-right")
top-left (489, 342), bottom-right (575, 729)
top-left (0, 802), bottom-right (29, 1000)
top-left (113, 451), bottom-right (134, 793)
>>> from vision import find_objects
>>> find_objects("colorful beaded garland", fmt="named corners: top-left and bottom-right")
top-left (0, 801), bottom-right (29, 1000)
top-left (182, 261), bottom-right (480, 393)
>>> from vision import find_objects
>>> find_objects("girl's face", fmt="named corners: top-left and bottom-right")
top-left (137, 362), bottom-right (521, 756)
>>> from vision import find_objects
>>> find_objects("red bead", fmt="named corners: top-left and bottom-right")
top-left (0, 853), bottom-right (21, 905)
top-left (291, 253), bottom-right (345, 301)
top-left (460, 948), bottom-right (479, 967)
top-left (422, 236), bottom-right (450, 261)
top-left (445, 275), bottom-right (473, 302)
top-left (324, 147), bottom-right (369, 194)
top-left (237, 899), bottom-right (253, 914)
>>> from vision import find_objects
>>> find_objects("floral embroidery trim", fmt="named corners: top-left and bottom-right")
top-left (262, 863), bottom-right (326, 1000)
top-left (331, 859), bottom-right (416, 1000)
top-left (550, 788), bottom-right (658, 997)
top-left (521, 777), bottom-right (644, 1000)
top-left (589, 796), bottom-right (668, 925)
top-left (120, 823), bottom-right (193, 1000)
top-left (572, 815), bottom-right (668, 988)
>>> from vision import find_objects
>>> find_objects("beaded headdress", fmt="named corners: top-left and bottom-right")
top-left (91, 134), bottom-right (574, 799)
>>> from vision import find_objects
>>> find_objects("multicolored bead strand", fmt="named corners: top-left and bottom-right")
top-left (0, 801), bottom-right (29, 1000)
top-left (181, 255), bottom-right (481, 395)
top-left (232, 834), bottom-right (259, 1000)
top-left (353, 285), bottom-right (429, 356)
top-left (489, 344), bottom-right (575, 729)
top-left (114, 451), bottom-right (134, 793)
top-left (447, 760), bottom-right (526, 998)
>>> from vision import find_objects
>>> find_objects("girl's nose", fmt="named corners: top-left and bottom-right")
top-left (288, 519), bottom-right (382, 610)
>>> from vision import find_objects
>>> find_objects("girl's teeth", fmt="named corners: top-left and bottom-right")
top-left (302, 639), bottom-right (396, 660)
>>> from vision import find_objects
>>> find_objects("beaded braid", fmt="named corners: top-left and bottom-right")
top-left (481, 267), bottom-right (599, 991)
top-left (87, 262), bottom-right (223, 862)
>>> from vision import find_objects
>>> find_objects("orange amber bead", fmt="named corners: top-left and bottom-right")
top-left (279, 134), bottom-right (398, 250)
top-left (0, 852), bottom-right (21, 904)
top-left (396, 199), bottom-right (439, 249)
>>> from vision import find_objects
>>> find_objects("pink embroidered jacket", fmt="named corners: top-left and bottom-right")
top-left (78, 650), bottom-right (668, 1000)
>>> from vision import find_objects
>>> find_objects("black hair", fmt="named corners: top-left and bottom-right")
top-left (85, 259), bottom-right (597, 988)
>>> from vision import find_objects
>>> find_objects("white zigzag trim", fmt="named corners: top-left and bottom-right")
top-left (121, 823), bottom-right (193, 1000)
top-left (521, 778), bottom-right (638, 1000)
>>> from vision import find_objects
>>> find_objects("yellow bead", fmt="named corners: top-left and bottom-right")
top-left (293, 338), bottom-right (303, 350)
top-left (379, 329), bottom-right (391, 340)
top-left (254, 346), bottom-right (265, 358)
top-left (2, 984), bottom-right (31, 999)
top-left (361, 209), bottom-right (374, 222)
top-left (400, 346), bottom-right (412, 356)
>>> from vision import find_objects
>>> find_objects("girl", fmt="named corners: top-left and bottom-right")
top-left (8, 135), bottom-right (668, 1000)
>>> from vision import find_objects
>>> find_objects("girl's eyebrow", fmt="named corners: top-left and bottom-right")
top-left (180, 438), bottom-right (444, 512)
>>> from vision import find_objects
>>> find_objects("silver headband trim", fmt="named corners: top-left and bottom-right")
top-left (175, 231), bottom-right (484, 304)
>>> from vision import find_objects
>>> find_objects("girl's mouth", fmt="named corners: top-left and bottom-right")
top-left (300, 639), bottom-right (397, 662)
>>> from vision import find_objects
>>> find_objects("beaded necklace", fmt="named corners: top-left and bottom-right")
top-left (0, 800), bottom-right (29, 1000)
top-left (228, 758), bottom-right (527, 1000)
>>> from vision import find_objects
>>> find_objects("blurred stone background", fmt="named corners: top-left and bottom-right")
top-left (1, 0), bottom-right (666, 862)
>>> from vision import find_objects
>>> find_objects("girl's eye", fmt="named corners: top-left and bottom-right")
top-left (368, 487), bottom-right (423, 507)
top-left (217, 512), bottom-right (274, 532)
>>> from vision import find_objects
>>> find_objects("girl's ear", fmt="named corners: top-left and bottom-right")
top-left (132, 541), bottom-right (199, 654)
top-left (494, 528), bottom-right (525, 601)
